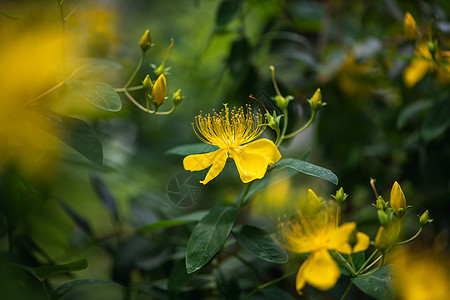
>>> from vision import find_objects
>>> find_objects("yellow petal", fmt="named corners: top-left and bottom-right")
top-left (354, 232), bottom-right (370, 253)
top-left (183, 149), bottom-right (227, 185)
top-left (295, 257), bottom-right (308, 294)
top-left (327, 222), bottom-right (356, 254)
top-left (403, 59), bottom-right (429, 88)
top-left (303, 249), bottom-right (340, 290)
top-left (229, 139), bottom-right (280, 183)
top-left (241, 138), bottom-right (281, 166)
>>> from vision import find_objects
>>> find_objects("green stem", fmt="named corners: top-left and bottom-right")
top-left (397, 227), bottom-right (422, 245)
top-left (27, 81), bottom-right (64, 105)
top-left (359, 255), bottom-right (385, 277)
top-left (340, 281), bottom-right (354, 300)
top-left (123, 90), bottom-right (175, 115)
top-left (356, 249), bottom-right (379, 275)
top-left (115, 85), bottom-right (144, 92)
top-left (269, 65), bottom-right (282, 97)
top-left (237, 181), bottom-right (255, 208)
top-left (124, 51), bottom-right (147, 89)
top-left (275, 107), bottom-right (289, 147)
top-left (283, 109), bottom-right (317, 140)
top-left (335, 252), bottom-right (355, 275)
top-left (243, 270), bottom-right (297, 300)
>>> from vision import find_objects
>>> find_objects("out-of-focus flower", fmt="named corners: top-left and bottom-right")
top-left (393, 248), bottom-right (450, 300)
top-left (184, 105), bottom-right (281, 184)
top-left (403, 12), bottom-right (418, 41)
top-left (403, 42), bottom-right (450, 87)
top-left (390, 181), bottom-right (406, 218)
top-left (336, 54), bottom-right (376, 97)
top-left (279, 203), bottom-right (370, 294)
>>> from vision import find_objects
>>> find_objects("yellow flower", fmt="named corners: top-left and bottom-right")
top-left (183, 105), bottom-right (281, 185)
top-left (403, 12), bottom-right (418, 41)
top-left (403, 43), bottom-right (450, 87)
top-left (393, 248), bottom-right (450, 300)
top-left (279, 205), bottom-right (370, 294)
top-left (390, 181), bottom-right (406, 218)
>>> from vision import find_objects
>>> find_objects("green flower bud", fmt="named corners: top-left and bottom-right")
top-left (151, 74), bottom-right (166, 109)
top-left (419, 210), bottom-right (433, 228)
top-left (139, 29), bottom-right (152, 51)
top-left (143, 74), bottom-right (152, 91)
top-left (308, 88), bottom-right (325, 111)
top-left (332, 187), bottom-right (348, 205)
top-left (265, 111), bottom-right (281, 132)
top-left (374, 226), bottom-right (390, 253)
top-left (390, 181), bottom-right (406, 218)
top-left (375, 196), bottom-right (387, 211)
top-left (427, 39), bottom-right (438, 58)
top-left (377, 210), bottom-right (391, 227)
top-left (173, 89), bottom-right (182, 106)
top-left (403, 12), bottom-right (418, 41)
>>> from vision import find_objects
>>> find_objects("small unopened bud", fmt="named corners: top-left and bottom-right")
top-left (403, 12), bottom-right (418, 41)
top-left (390, 181), bottom-right (406, 218)
top-left (265, 111), bottom-right (281, 131)
top-left (274, 95), bottom-right (288, 110)
top-left (308, 88), bottom-right (324, 111)
top-left (427, 39), bottom-right (438, 58)
top-left (173, 89), bottom-right (182, 106)
top-left (378, 210), bottom-right (391, 227)
top-left (419, 210), bottom-right (433, 228)
top-left (151, 74), bottom-right (166, 109)
top-left (375, 196), bottom-right (387, 211)
top-left (143, 74), bottom-right (152, 91)
top-left (140, 29), bottom-right (152, 51)
top-left (374, 226), bottom-right (390, 252)
top-left (332, 187), bottom-right (348, 205)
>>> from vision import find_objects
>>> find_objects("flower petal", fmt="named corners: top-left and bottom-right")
top-left (241, 138), bottom-right (281, 166)
top-left (327, 222), bottom-right (356, 254)
top-left (295, 257), bottom-right (309, 294)
top-left (303, 249), bottom-right (340, 290)
top-left (183, 149), bottom-right (227, 185)
top-left (230, 139), bottom-right (281, 183)
top-left (354, 232), bottom-right (370, 253)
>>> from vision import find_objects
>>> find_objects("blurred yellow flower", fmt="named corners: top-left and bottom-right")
top-left (184, 105), bottom-right (281, 184)
top-left (279, 204), bottom-right (370, 294)
top-left (393, 249), bottom-right (450, 300)
top-left (403, 43), bottom-right (450, 87)
top-left (403, 12), bottom-right (418, 41)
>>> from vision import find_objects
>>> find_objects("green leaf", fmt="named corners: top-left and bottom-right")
top-left (168, 260), bottom-right (194, 298)
top-left (396, 100), bottom-right (432, 129)
top-left (270, 158), bottom-right (338, 185)
top-left (62, 77), bottom-right (122, 111)
top-left (232, 225), bottom-right (288, 263)
top-left (41, 109), bottom-right (103, 165)
top-left (54, 279), bottom-right (122, 299)
top-left (166, 143), bottom-right (219, 156)
top-left (35, 259), bottom-right (88, 280)
top-left (216, 0), bottom-right (244, 28)
top-left (135, 210), bottom-right (209, 232)
top-left (352, 265), bottom-right (395, 300)
top-left (68, 58), bottom-right (122, 80)
top-left (421, 97), bottom-right (450, 142)
top-left (186, 206), bottom-right (239, 274)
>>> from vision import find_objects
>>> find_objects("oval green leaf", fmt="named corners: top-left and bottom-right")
top-left (232, 225), bottom-right (288, 263)
top-left (270, 158), bottom-right (338, 185)
top-left (352, 265), bottom-right (395, 300)
top-left (54, 279), bottom-right (122, 299)
top-left (35, 259), bottom-right (88, 280)
top-left (62, 77), bottom-right (122, 111)
top-left (186, 206), bottom-right (239, 274)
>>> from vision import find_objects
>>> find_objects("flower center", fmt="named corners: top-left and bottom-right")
top-left (193, 104), bottom-right (266, 148)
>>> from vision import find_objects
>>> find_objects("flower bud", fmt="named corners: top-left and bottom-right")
top-left (419, 210), bottom-right (433, 228)
top-left (151, 74), bottom-right (166, 109)
top-left (143, 74), bottom-right (152, 91)
top-left (265, 111), bottom-right (281, 132)
top-left (390, 181), bottom-right (406, 218)
top-left (140, 29), bottom-right (152, 51)
top-left (374, 226), bottom-right (390, 252)
top-left (427, 39), bottom-right (438, 58)
top-left (274, 95), bottom-right (288, 110)
top-left (332, 187), bottom-right (348, 205)
top-left (304, 189), bottom-right (322, 216)
top-left (375, 196), bottom-right (387, 211)
top-left (403, 12), bottom-right (418, 41)
top-left (308, 88), bottom-right (324, 111)
top-left (377, 210), bottom-right (391, 227)
top-left (173, 89), bottom-right (182, 106)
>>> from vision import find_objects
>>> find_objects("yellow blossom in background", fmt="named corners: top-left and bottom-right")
top-left (279, 202), bottom-right (370, 294)
top-left (336, 54), bottom-right (375, 97)
top-left (403, 12), bottom-right (418, 41)
top-left (403, 42), bottom-right (450, 87)
top-left (393, 248), bottom-right (450, 300)
top-left (252, 175), bottom-right (292, 218)
top-left (184, 105), bottom-right (281, 184)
